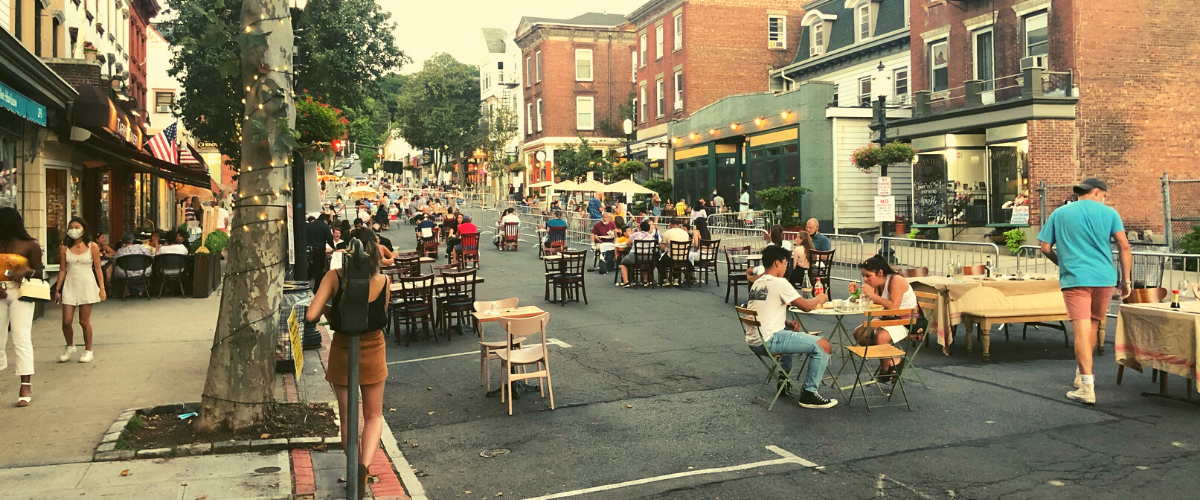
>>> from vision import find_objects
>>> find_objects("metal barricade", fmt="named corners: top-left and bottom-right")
top-left (826, 234), bottom-right (866, 283)
top-left (876, 237), bottom-right (1001, 276)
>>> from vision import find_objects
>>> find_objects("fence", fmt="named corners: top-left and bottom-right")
top-left (1163, 173), bottom-right (1200, 251)
top-left (876, 237), bottom-right (1001, 277)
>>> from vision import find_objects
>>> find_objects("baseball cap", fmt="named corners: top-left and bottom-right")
top-left (1075, 177), bottom-right (1108, 192)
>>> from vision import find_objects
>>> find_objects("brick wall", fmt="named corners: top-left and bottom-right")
top-left (520, 28), bottom-right (636, 141)
top-left (45, 59), bottom-right (102, 88)
top-left (1025, 118), bottom-right (1077, 225)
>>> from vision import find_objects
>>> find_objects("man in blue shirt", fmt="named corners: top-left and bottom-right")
top-left (1037, 177), bottom-right (1131, 406)
top-left (805, 218), bottom-right (831, 252)
top-left (587, 192), bottom-right (602, 222)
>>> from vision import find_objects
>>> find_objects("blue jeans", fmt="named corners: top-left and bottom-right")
top-left (749, 329), bottom-right (828, 393)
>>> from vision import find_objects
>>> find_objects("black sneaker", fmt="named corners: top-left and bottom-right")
top-left (776, 379), bottom-right (791, 398)
top-left (621, 282), bottom-right (635, 288)
top-left (798, 391), bottom-right (838, 409)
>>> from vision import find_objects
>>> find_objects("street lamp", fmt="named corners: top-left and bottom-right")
top-left (622, 118), bottom-right (634, 159)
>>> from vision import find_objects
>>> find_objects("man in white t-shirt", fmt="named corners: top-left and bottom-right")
top-left (656, 220), bottom-right (691, 286)
top-left (745, 245), bottom-right (836, 409)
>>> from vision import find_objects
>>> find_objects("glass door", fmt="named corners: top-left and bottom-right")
top-left (46, 169), bottom-right (69, 265)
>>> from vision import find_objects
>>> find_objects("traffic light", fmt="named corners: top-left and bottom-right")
top-left (331, 139), bottom-right (343, 152)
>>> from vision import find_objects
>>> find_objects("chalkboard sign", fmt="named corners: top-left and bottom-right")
top-left (913, 155), bottom-right (948, 225)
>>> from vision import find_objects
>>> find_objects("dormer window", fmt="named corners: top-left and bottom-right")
top-left (811, 22), bottom-right (824, 55)
top-left (803, 10), bottom-right (836, 57)
top-left (857, 3), bottom-right (871, 40)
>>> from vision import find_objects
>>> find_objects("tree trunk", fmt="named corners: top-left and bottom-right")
top-left (196, 0), bottom-right (295, 432)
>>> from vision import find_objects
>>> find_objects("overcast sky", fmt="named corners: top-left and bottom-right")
top-left (380, 0), bottom-right (648, 72)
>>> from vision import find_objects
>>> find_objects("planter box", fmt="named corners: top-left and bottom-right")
top-left (192, 254), bottom-right (222, 298)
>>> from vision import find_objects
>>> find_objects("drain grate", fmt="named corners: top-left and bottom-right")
top-left (480, 449), bottom-right (511, 458)
top-left (254, 466), bottom-right (282, 474)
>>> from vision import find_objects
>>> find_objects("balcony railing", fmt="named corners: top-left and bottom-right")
top-left (911, 67), bottom-right (1074, 118)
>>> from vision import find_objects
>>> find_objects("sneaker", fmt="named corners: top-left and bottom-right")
top-left (57, 345), bottom-right (76, 363)
top-left (622, 282), bottom-right (635, 288)
top-left (1067, 386), bottom-right (1096, 405)
top-left (671, 279), bottom-right (680, 286)
top-left (799, 391), bottom-right (838, 409)
top-left (776, 379), bottom-right (791, 398)
top-left (1073, 369), bottom-right (1082, 389)
top-left (78, 350), bottom-right (94, 363)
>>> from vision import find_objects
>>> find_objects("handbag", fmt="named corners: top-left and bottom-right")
top-left (18, 278), bottom-right (51, 302)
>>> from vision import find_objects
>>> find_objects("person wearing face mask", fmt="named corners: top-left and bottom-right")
top-left (54, 217), bottom-right (105, 364)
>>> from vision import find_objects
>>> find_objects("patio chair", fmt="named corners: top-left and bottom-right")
top-left (115, 254), bottom-right (154, 300)
top-left (496, 313), bottom-right (555, 415)
top-left (734, 306), bottom-right (798, 411)
top-left (809, 249), bottom-right (835, 292)
top-left (457, 233), bottom-right (481, 269)
top-left (436, 269), bottom-right (478, 340)
top-left (392, 274), bottom-right (435, 347)
top-left (724, 246), bottom-right (751, 304)
top-left (502, 222), bottom-right (520, 251)
top-left (665, 241), bottom-right (693, 287)
top-left (901, 267), bottom-right (929, 278)
top-left (475, 297), bottom-right (522, 391)
top-left (553, 250), bottom-right (588, 306)
top-left (154, 253), bottom-right (189, 297)
top-left (540, 226), bottom-right (567, 259)
top-left (843, 307), bottom-right (918, 414)
top-left (395, 254), bottom-right (423, 277)
top-left (695, 239), bottom-right (721, 286)
top-left (629, 239), bottom-right (658, 288)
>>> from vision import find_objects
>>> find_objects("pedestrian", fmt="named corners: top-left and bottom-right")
top-left (651, 193), bottom-right (662, 221)
top-left (739, 187), bottom-right (750, 214)
top-left (587, 192), bottom-right (602, 223)
top-left (55, 217), bottom-right (105, 364)
top-left (1037, 177), bottom-right (1131, 405)
top-left (0, 207), bottom-right (44, 407)
top-left (712, 190), bottom-right (724, 214)
top-left (305, 227), bottom-right (389, 499)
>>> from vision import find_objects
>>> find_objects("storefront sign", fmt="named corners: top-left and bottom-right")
top-left (874, 195), bottom-right (896, 222)
top-left (647, 146), bottom-right (667, 160)
top-left (0, 82), bottom-right (47, 127)
top-left (877, 176), bottom-right (892, 196)
top-left (1011, 205), bottom-right (1030, 225)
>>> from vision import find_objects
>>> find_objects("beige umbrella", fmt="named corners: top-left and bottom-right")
top-left (175, 184), bottom-right (216, 202)
top-left (345, 186), bottom-right (379, 199)
top-left (549, 179), bottom-right (579, 191)
top-left (529, 181), bottom-right (555, 188)
top-left (571, 180), bottom-right (609, 192)
top-left (603, 179), bottom-right (656, 194)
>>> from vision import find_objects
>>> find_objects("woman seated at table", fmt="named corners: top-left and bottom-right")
top-left (688, 217), bottom-right (712, 264)
top-left (847, 254), bottom-right (922, 382)
top-left (157, 231), bottom-right (190, 256)
top-left (618, 220), bottom-right (659, 288)
top-left (143, 230), bottom-right (162, 255)
top-left (443, 213), bottom-right (463, 260)
top-left (790, 231), bottom-right (816, 287)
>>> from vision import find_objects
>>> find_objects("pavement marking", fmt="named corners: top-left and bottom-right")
top-left (386, 338), bottom-right (572, 365)
top-left (878, 474), bottom-right (935, 499)
top-left (524, 445), bottom-right (819, 500)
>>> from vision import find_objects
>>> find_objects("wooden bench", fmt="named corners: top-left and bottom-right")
top-left (959, 308), bottom-right (1107, 362)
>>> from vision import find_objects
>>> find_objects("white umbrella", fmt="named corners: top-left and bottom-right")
top-left (529, 181), bottom-right (555, 188)
top-left (571, 180), bottom-right (609, 192)
top-left (603, 179), bottom-right (656, 195)
top-left (549, 180), bottom-right (579, 191)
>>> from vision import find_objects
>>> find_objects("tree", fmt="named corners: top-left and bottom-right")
top-left (294, 0), bottom-right (406, 109)
top-left (393, 53), bottom-right (482, 186)
top-left (756, 186), bottom-right (812, 228)
top-left (483, 105), bottom-right (519, 191)
top-left (613, 160), bottom-right (645, 180)
top-left (163, 0), bottom-right (243, 164)
top-left (555, 137), bottom-right (617, 182)
top-left (196, 0), bottom-right (296, 432)
top-left (642, 178), bottom-right (673, 199)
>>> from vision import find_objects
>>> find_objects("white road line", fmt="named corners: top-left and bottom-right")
top-left (386, 338), bottom-right (570, 365)
top-left (525, 445), bottom-right (819, 500)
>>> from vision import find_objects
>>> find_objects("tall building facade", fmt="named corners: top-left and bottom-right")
top-left (479, 27), bottom-right (524, 191)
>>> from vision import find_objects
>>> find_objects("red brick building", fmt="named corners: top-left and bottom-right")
top-left (885, 0), bottom-right (1200, 242)
top-left (514, 13), bottom-right (636, 185)
top-left (125, 0), bottom-right (157, 120)
top-left (626, 0), bottom-right (804, 177)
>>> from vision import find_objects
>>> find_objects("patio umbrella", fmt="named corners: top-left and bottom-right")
top-left (175, 184), bottom-right (215, 202)
top-left (529, 181), bottom-right (555, 188)
top-left (345, 186), bottom-right (379, 199)
top-left (318, 174), bottom-right (340, 182)
top-left (571, 180), bottom-right (609, 193)
top-left (549, 180), bottom-right (579, 191)
top-left (603, 179), bottom-right (656, 194)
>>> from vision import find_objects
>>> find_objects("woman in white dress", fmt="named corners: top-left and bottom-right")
top-left (54, 218), bottom-right (105, 363)
top-left (848, 254), bottom-right (918, 380)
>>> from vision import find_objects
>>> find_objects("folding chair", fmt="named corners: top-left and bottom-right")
top-left (843, 307), bottom-right (918, 413)
top-left (735, 306), bottom-right (797, 411)
top-left (496, 313), bottom-right (555, 415)
top-left (903, 291), bottom-right (939, 389)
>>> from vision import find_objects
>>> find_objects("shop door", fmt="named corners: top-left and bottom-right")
top-left (716, 155), bottom-right (739, 209)
top-left (46, 168), bottom-right (82, 265)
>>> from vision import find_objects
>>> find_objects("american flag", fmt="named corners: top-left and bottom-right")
top-left (178, 142), bottom-right (199, 165)
top-left (146, 122), bottom-right (178, 164)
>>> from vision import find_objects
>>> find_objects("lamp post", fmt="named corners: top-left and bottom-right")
top-left (622, 118), bottom-right (634, 159)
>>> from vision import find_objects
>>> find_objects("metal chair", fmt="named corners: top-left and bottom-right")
top-left (724, 246), bottom-right (751, 304)
top-left (844, 307), bottom-right (919, 413)
top-left (115, 254), bottom-right (154, 300)
top-left (154, 253), bottom-right (189, 297)
top-left (735, 306), bottom-right (797, 411)
top-left (695, 239), bottom-right (721, 286)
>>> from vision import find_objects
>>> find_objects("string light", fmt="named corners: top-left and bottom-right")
top-left (754, 117), bottom-right (763, 126)
top-left (730, 122), bottom-right (740, 130)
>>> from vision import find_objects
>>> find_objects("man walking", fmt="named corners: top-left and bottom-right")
top-left (1037, 177), bottom-right (1131, 405)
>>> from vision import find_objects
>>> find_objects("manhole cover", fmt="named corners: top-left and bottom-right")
top-left (254, 466), bottom-right (282, 474)
top-left (480, 449), bottom-right (510, 458)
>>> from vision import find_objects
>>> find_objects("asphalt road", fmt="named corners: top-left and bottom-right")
top-left (377, 217), bottom-right (1200, 500)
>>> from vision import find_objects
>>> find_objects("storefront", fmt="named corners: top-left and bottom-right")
top-left (909, 130), bottom-right (1031, 229)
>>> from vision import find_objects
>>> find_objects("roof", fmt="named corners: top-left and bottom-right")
top-left (481, 28), bottom-right (508, 54)
top-left (793, 0), bottom-right (908, 66)
top-left (516, 12), bottom-right (629, 38)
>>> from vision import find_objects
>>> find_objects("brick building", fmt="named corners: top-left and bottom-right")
top-left (514, 12), bottom-right (636, 185)
top-left (885, 0), bottom-right (1200, 241)
top-left (626, 0), bottom-right (804, 178)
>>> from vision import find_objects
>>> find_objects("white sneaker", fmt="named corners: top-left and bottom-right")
top-left (1067, 385), bottom-right (1096, 405)
top-left (1073, 369), bottom-right (1082, 389)
top-left (57, 346), bottom-right (76, 363)
top-left (78, 350), bottom-right (94, 363)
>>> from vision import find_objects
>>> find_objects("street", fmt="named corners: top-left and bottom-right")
top-left (378, 216), bottom-right (1200, 500)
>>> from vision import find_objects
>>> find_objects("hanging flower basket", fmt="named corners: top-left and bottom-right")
top-left (851, 141), bottom-right (918, 174)
top-left (507, 163), bottom-right (527, 173)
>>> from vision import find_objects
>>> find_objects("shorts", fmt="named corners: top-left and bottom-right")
top-left (1062, 286), bottom-right (1114, 321)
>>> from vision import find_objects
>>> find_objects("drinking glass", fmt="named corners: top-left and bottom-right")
top-left (1182, 280), bottom-right (1191, 300)
top-left (490, 303), bottom-right (499, 315)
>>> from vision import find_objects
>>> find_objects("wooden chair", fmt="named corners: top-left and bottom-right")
top-left (543, 253), bottom-right (562, 303)
top-left (725, 246), bottom-right (751, 304)
top-left (436, 269), bottom-right (477, 341)
top-left (502, 222), bottom-right (520, 251)
top-left (902, 267), bottom-right (929, 278)
top-left (540, 226), bottom-right (567, 259)
top-left (844, 307), bottom-right (919, 413)
top-left (395, 254), bottom-right (422, 277)
top-left (735, 306), bottom-right (798, 411)
top-left (961, 264), bottom-right (986, 276)
top-left (496, 313), bottom-right (555, 415)
top-left (457, 233), bottom-right (481, 269)
top-left (475, 297), bottom-right (522, 391)
top-left (1117, 287), bottom-right (1168, 385)
top-left (665, 240), bottom-right (693, 287)
top-left (809, 249), bottom-right (836, 291)
top-left (695, 239), bottom-right (721, 286)
top-left (628, 239), bottom-right (658, 288)
top-left (553, 250), bottom-right (588, 306)
top-left (392, 274), bottom-right (435, 347)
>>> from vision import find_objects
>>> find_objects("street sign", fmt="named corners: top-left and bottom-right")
top-left (1011, 205), bottom-right (1030, 225)
top-left (877, 176), bottom-right (892, 196)
top-left (874, 195), bottom-right (896, 222)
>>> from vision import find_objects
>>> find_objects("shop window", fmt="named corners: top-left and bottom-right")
top-left (767, 147), bottom-right (780, 156)
top-left (988, 143), bottom-right (1030, 224)
top-left (912, 154), bottom-right (949, 225)
top-left (750, 150), bottom-right (764, 159)
top-left (784, 144), bottom-right (797, 154)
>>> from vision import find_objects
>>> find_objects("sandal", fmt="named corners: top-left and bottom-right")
top-left (875, 367), bottom-right (898, 385)
top-left (16, 382), bottom-right (31, 407)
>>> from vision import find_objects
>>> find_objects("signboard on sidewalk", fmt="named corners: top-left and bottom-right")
top-left (877, 176), bottom-right (892, 196)
top-left (874, 195), bottom-right (896, 222)
top-left (288, 309), bottom-right (304, 378)
top-left (1010, 205), bottom-right (1030, 225)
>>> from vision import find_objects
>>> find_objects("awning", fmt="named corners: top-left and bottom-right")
top-left (73, 83), bottom-right (143, 146)
top-left (74, 131), bottom-right (210, 187)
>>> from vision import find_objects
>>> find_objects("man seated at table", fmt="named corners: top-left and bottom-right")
top-left (543, 211), bottom-right (568, 248)
top-left (157, 230), bottom-right (190, 256)
top-left (590, 212), bottom-right (617, 274)
top-left (745, 245), bottom-right (835, 409)
top-left (655, 220), bottom-right (692, 286)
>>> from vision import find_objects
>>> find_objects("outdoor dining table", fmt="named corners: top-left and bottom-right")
top-left (907, 274), bottom-right (1078, 358)
top-left (1115, 301), bottom-right (1200, 403)
top-left (389, 276), bottom-right (485, 291)
top-left (473, 306), bottom-right (547, 398)
top-left (788, 302), bottom-right (884, 397)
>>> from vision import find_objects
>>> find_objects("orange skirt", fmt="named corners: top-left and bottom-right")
top-left (325, 330), bottom-right (388, 386)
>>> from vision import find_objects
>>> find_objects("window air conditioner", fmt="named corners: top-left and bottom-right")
top-left (1020, 55), bottom-right (1047, 70)
top-left (674, 100), bottom-right (682, 111)
top-left (810, 45), bottom-right (824, 57)
top-left (156, 105), bottom-right (171, 113)
top-left (769, 40), bottom-right (785, 49)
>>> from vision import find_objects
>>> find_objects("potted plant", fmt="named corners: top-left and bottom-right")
top-left (754, 186), bottom-right (811, 230)
top-left (82, 41), bottom-right (98, 61)
top-left (851, 141), bottom-right (917, 174)
top-left (894, 214), bottom-right (909, 235)
top-left (1003, 228), bottom-right (1026, 254)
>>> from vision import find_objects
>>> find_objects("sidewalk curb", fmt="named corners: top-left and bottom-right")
top-left (379, 421), bottom-right (426, 500)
